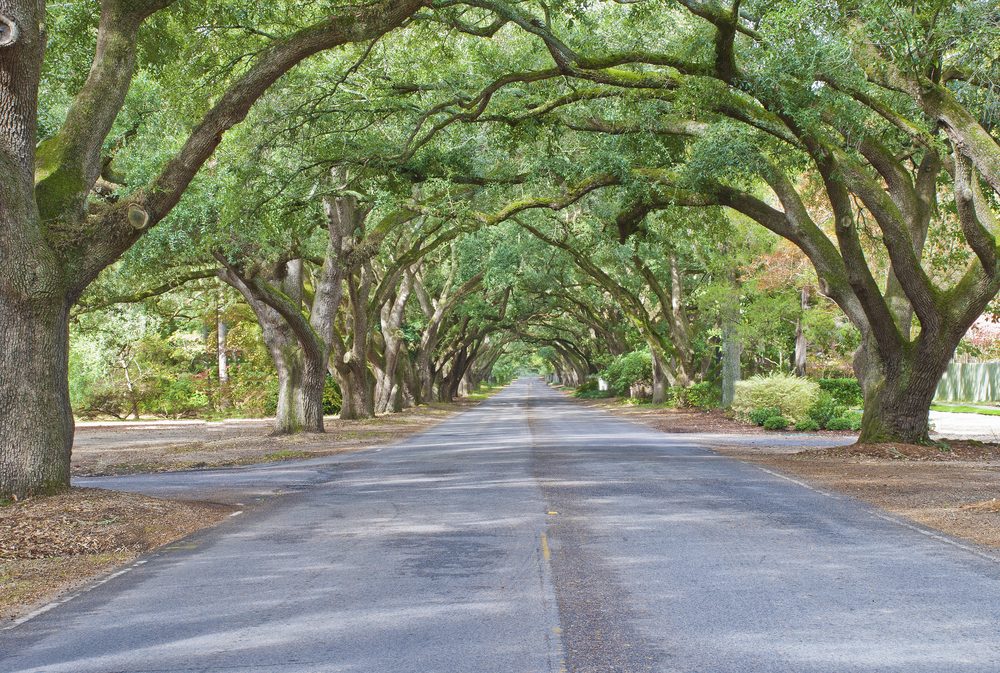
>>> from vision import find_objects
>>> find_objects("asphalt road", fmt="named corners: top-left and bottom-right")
top-left (3, 379), bottom-right (999, 672)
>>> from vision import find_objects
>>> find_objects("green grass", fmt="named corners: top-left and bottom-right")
top-left (931, 404), bottom-right (1000, 416)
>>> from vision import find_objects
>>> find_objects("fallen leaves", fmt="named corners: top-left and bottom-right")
top-left (0, 488), bottom-right (233, 620)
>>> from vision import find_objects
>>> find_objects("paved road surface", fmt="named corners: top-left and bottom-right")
top-left (3, 379), bottom-right (999, 672)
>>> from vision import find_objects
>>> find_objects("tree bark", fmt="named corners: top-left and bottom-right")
top-left (217, 317), bottom-right (229, 409)
top-left (373, 273), bottom-right (412, 414)
top-left (854, 335), bottom-right (953, 444)
top-left (272, 343), bottom-right (327, 435)
top-left (397, 353), bottom-right (419, 408)
top-left (651, 350), bottom-right (670, 404)
top-left (0, 298), bottom-right (74, 497)
top-left (721, 311), bottom-right (742, 408)
top-left (794, 286), bottom-right (808, 377)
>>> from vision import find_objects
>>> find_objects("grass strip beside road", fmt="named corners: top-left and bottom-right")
top-left (931, 404), bottom-right (1000, 416)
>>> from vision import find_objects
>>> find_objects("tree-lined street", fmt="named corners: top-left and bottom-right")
top-left (4, 380), bottom-right (998, 672)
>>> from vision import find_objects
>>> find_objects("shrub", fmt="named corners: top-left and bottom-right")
top-left (818, 378), bottom-right (864, 407)
top-left (794, 419), bottom-right (821, 432)
top-left (748, 406), bottom-right (782, 426)
top-left (574, 389), bottom-right (613, 399)
top-left (808, 392), bottom-right (846, 428)
top-left (733, 373), bottom-right (820, 424)
top-left (75, 385), bottom-right (134, 420)
top-left (601, 350), bottom-right (653, 397)
top-left (147, 375), bottom-right (210, 419)
top-left (763, 415), bottom-right (789, 430)
top-left (679, 381), bottom-right (721, 410)
top-left (844, 409), bottom-right (863, 431)
top-left (575, 379), bottom-right (599, 394)
top-left (826, 417), bottom-right (853, 431)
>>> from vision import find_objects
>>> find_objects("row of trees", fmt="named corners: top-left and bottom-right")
top-left (1, 0), bottom-right (997, 497)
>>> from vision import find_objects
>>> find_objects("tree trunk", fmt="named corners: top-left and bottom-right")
top-left (373, 275), bottom-right (412, 414)
top-left (794, 286), bottom-right (808, 377)
top-left (219, 268), bottom-right (325, 434)
top-left (334, 366), bottom-right (356, 420)
top-left (855, 336), bottom-right (952, 444)
top-left (398, 353), bottom-right (420, 407)
top-left (416, 352), bottom-right (435, 403)
top-left (721, 313), bottom-right (742, 408)
top-left (338, 360), bottom-right (374, 419)
top-left (273, 347), bottom-right (326, 434)
top-left (0, 299), bottom-right (74, 497)
top-left (651, 351), bottom-right (669, 404)
top-left (217, 316), bottom-right (230, 410)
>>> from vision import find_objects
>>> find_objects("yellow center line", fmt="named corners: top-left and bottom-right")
top-left (540, 531), bottom-right (551, 562)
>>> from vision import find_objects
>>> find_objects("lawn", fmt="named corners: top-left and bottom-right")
top-left (931, 404), bottom-right (1000, 416)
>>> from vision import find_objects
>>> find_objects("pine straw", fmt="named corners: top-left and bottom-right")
top-left (1, 488), bottom-right (232, 619)
top-left (960, 498), bottom-right (1000, 513)
top-left (0, 488), bottom-right (230, 560)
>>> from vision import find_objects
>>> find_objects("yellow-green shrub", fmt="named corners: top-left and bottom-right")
top-left (733, 373), bottom-right (820, 424)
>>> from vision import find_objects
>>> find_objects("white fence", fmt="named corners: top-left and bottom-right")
top-left (935, 362), bottom-right (1000, 403)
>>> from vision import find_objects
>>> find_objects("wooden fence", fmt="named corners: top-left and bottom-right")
top-left (935, 362), bottom-right (1000, 403)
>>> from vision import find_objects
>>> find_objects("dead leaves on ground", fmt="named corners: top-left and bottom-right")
top-left (0, 488), bottom-right (229, 561)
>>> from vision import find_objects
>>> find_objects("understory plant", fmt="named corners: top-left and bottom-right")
top-left (733, 373), bottom-right (820, 425)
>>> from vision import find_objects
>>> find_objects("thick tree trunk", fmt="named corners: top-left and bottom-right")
top-left (338, 360), bottom-right (374, 419)
top-left (416, 352), bottom-right (435, 403)
top-left (651, 352), bottom-right (669, 404)
top-left (0, 298), bottom-right (74, 497)
top-left (334, 366), bottom-right (356, 420)
top-left (273, 347), bottom-right (326, 434)
top-left (855, 337), bottom-right (952, 444)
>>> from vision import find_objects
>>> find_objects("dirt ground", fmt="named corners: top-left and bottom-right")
top-left (582, 393), bottom-right (1000, 551)
top-left (0, 488), bottom-right (233, 622)
top-left (72, 400), bottom-right (477, 476)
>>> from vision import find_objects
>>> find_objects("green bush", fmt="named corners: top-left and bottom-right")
top-left (794, 419), bottom-right (821, 432)
top-left (844, 409), bottom-right (863, 431)
top-left (733, 373), bottom-right (820, 424)
top-left (818, 378), bottom-right (864, 407)
top-left (147, 375), bottom-right (210, 419)
top-left (826, 417), bottom-right (854, 431)
top-left (574, 389), bottom-right (613, 399)
top-left (748, 406), bottom-right (782, 426)
top-left (75, 384), bottom-right (134, 420)
top-left (678, 381), bottom-right (721, 410)
top-left (763, 415), bottom-right (789, 430)
top-left (808, 392), bottom-right (846, 428)
top-left (575, 379), bottom-right (599, 394)
top-left (601, 350), bottom-right (653, 397)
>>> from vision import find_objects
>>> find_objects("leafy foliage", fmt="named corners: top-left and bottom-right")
top-left (817, 379), bottom-right (864, 408)
top-left (601, 351), bottom-right (653, 397)
top-left (733, 374), bottom-right (820, 425)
